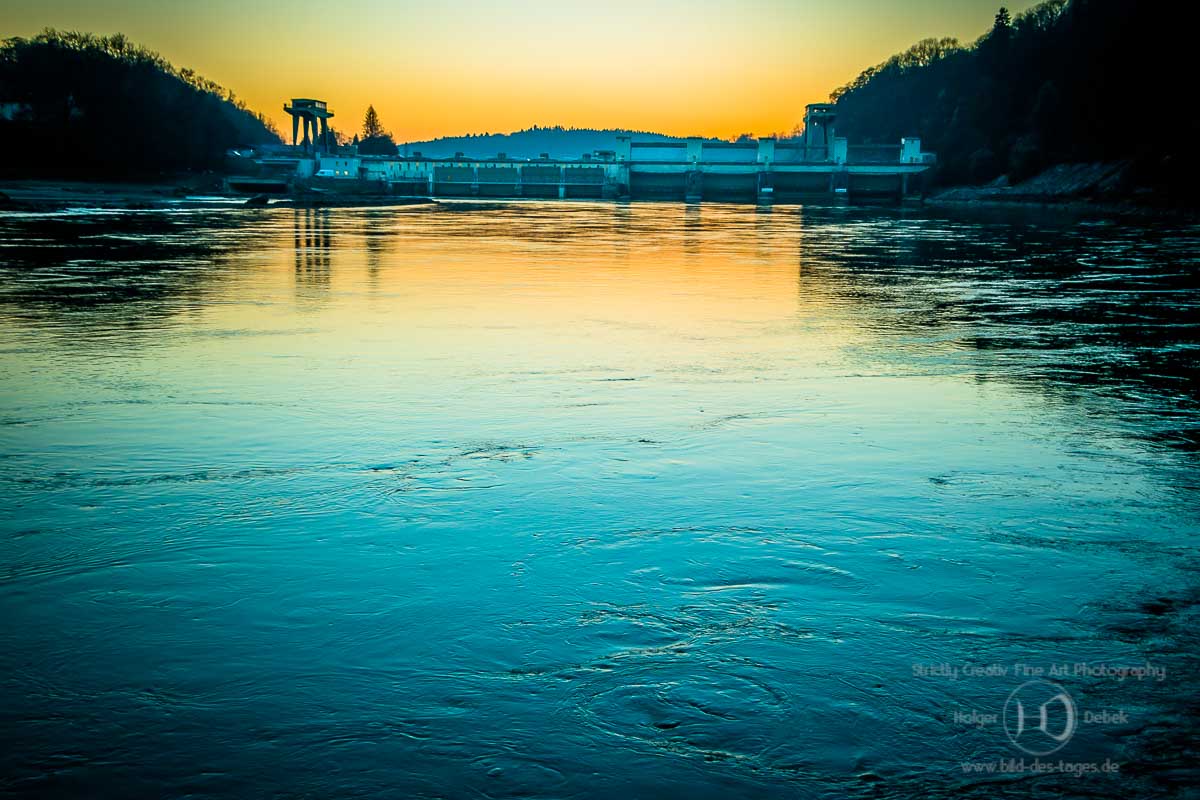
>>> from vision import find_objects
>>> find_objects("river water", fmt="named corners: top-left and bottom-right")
top-left (0, 201), bottom-right (1197, 798)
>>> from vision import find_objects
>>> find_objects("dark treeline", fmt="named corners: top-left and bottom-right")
top-left (0, 30), bottom-right (279, 177)
top-left (831, 0), bottom-right (1195, 195)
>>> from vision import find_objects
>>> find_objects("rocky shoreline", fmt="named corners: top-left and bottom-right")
top-left (0, 180), bottom-right (434, 212)
top-left (923, 162), bottom-right (1196, 219)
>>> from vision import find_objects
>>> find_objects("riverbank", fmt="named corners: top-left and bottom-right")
top-left (0, 180), bottom-right (203, 211)
top-left (0, 180), bottom-right (434, 212)
top-left (925, 162), bottom-right (1196, 219)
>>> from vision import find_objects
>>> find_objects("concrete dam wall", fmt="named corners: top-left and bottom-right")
top-left (243, 103), bottom-right (937, 203)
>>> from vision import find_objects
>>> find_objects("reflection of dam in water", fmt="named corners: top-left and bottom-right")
top-left (234, 103), bottom-right (936, 201)
top-left (293, 208), bottom-right (332, 290)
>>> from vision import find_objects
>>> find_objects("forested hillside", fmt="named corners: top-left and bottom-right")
top-left (398, 126), bottom-right (716, 160)
top-left (831, 0), bottom-right (1194, 196)
top-left (0, 30), bottom-right (279, 177)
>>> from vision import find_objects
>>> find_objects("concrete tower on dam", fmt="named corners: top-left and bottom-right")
top-left (802, 103), bottom-right (838, 157)
top-left (231, 99), bottom-right (937, 201)
top-left (284, 99), bottom-right (334, 153)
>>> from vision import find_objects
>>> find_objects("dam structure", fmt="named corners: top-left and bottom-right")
top-left (231, 102), bottom-right (936, 202)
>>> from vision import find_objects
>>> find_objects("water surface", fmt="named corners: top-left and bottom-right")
top-left (1, 202), bottom-right (1197, 798)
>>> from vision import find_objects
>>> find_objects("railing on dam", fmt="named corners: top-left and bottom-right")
top-left (847, 145), bottom-right (903, 164)
top-left (774, 145), bottom-right (829, 163)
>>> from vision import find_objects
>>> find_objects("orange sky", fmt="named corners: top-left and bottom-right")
top-left (4, 0), bottom-right (1038, 141)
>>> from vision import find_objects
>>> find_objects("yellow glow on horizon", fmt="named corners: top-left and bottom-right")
top-left (3, 0), bottom-right (1041, 141)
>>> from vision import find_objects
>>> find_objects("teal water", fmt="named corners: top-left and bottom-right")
top-left (0, 202), bottom-right (1197, 798)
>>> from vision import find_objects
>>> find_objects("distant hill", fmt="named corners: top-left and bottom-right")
top-left (398, 126), bottom-right (727, 160)
top-left (830, 0), bottom-right (1196, 198)
top-left (0, 30), bottom-right (280, 177)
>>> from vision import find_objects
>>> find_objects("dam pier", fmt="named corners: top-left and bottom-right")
top-left (230, 102), bottom-right (936, 202)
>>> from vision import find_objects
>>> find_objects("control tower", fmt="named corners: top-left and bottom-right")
top-left (284, 99), bottom-right (334, 152)
top-left (803, 103), bottom-right (837, 160)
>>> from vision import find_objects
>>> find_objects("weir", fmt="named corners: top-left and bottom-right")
top-left (232, 103), bottom-right (937, 202)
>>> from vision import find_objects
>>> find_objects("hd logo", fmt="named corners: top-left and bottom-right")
top-left (1003, 680), bottom-right (1078, 755)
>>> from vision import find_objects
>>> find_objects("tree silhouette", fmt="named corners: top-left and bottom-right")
top-left (362, 105), bottom-right (386, 139)
top-left (356, 104), bottom-right (397, 155)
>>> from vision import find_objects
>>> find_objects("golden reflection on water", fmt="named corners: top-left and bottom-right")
top-left (264, 203), bottom-right (863, 366)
